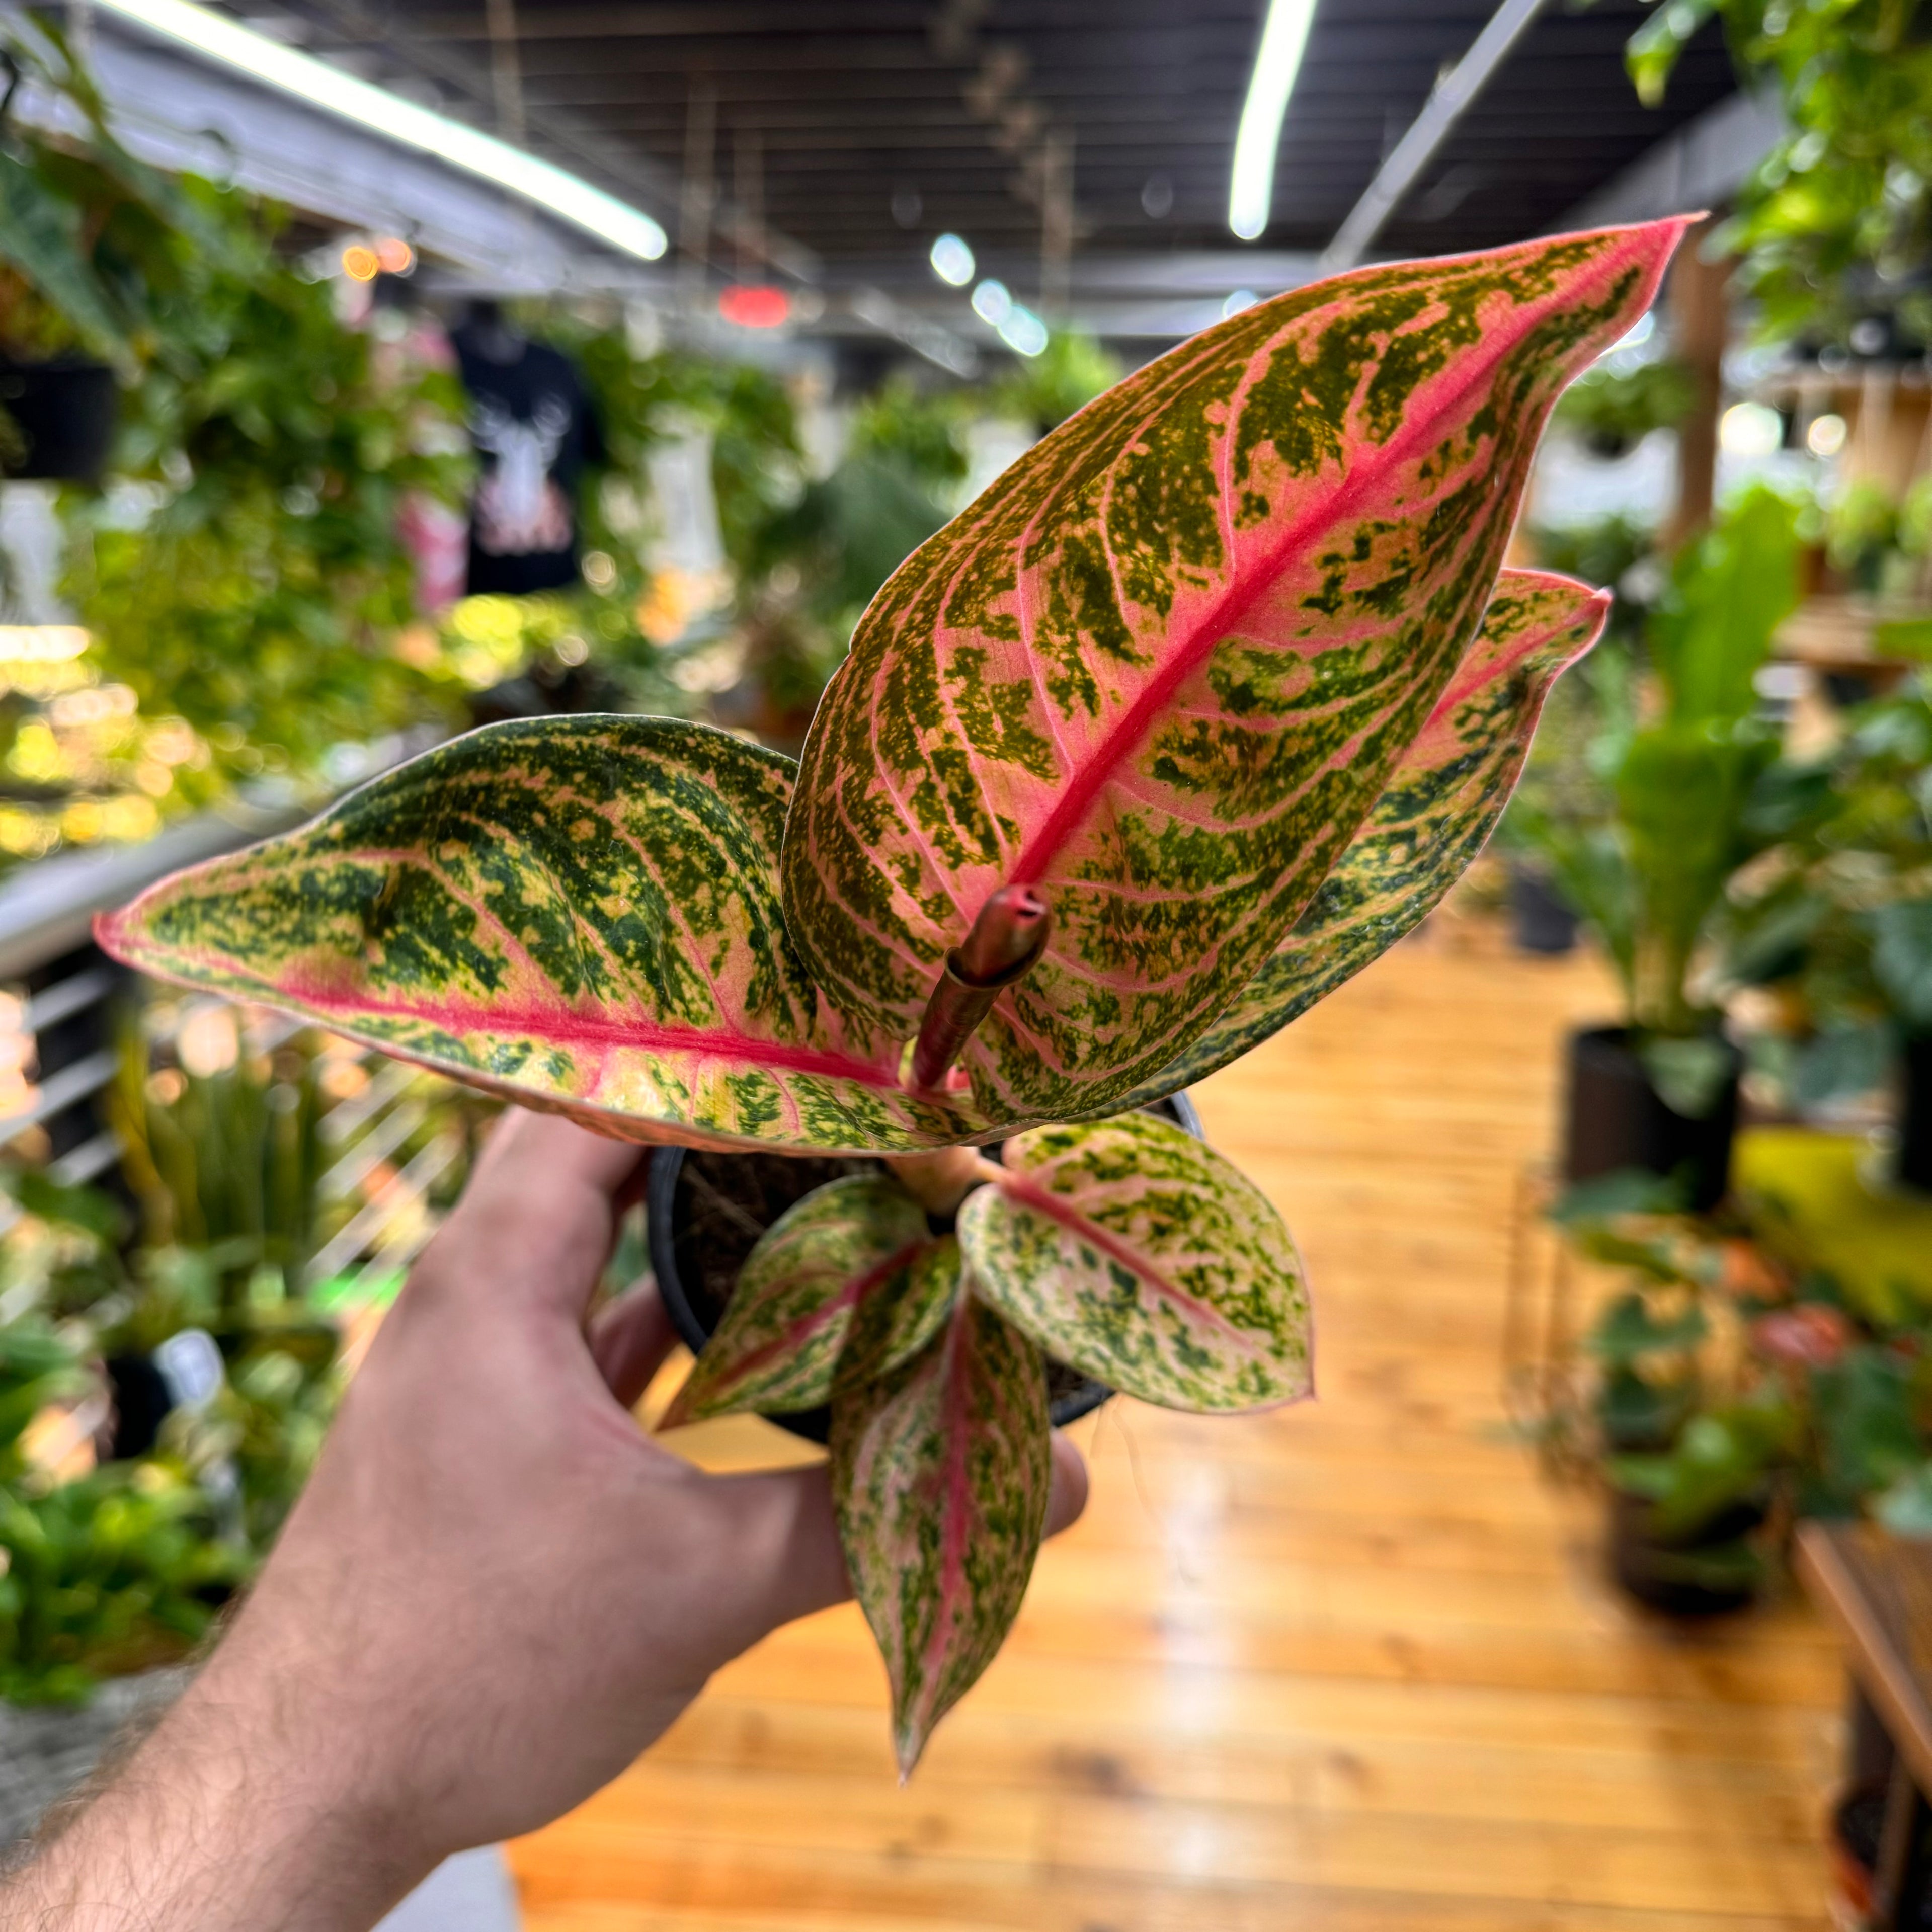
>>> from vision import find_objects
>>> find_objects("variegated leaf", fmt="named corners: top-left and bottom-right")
top-left (831, 1294), bottom-right (1051, 1778)
top-left (958, 1112), bottom-right (1309, 1413)
top-left (662, 1174), bottom-right (959, 1425)
top-left (783, 220), bottom-right (1687, 1122)
top-left (1115, 570), bottom-right (1610, 1106)
top-left (95, 718), bottom-right (996, 1156)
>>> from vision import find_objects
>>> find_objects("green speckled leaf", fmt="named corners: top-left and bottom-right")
top-left (783, 221), bottom-right (1687, 1122)
top-left (1116, 570), bottom-right (1610, 1106)
top-left (96, 717), bottom-right (995, 1155)
top-left (663, 1174), bottom-right (959, 1425)
top-left (831, 1294), bottom-right (1051, 1778)
top-left (958, 1112), bottom-right (1309, 1413)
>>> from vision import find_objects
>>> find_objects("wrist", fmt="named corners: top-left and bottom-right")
top-left (5, 1639), bottom-right (431, 1932)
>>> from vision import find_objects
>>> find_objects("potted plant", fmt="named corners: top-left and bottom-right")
top-left (1512, 486), bottom-right (1804, 1208)
top-left (0, 17), bottom-right (255, 486)
top-left (93, 219), bottom-right (1683, 1773)
top-left (1725, 677), bottom-right (1932, 1190)
top-left (1558, 1164), bottom-right (1932, 1615)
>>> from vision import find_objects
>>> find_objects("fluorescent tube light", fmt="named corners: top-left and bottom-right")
top-left (1228, 0), bottom-right (1319, 242)
top-left (91, 0), bottom-right (668, 262)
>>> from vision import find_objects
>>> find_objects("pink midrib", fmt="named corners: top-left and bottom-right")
top-left (916, 1303), bottom-right (983, 1741)
top-left (706, 1238), bottom-right (930, 1400)
top-left (1005, 227), bottom-right (1673, 891)
top-left (993, 1166), bottom-right (1263, 1353)
top-left (98, 911), bottom-right (900, 1090)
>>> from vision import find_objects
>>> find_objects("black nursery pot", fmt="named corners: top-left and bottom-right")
top-left (647, 1091), bottom-right (1205, 1445)
top-left (1605, 1487), bottom-right (1764, 1617)
top-left (1506, 863), bottom-right (1579, 957)
top-left (1896, 1033), bottom-right (1932, 1195)
top-left (1563, 1026), bottom-right (1741, 1213)
top-left (0, 360), bottom-right (118, 484)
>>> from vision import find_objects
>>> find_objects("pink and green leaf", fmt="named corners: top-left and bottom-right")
top-left (662, 1173), bottom-right (958, 1426)
top-left (831, 1294), bottom-right (1051, 1778)
top-left (783, 221), bottom-right (1687, 1123)
top-left (957, 1111), bottom-right (1309, 1413)
top-left (95, 718), bottom-right (997, 1156)
top-left (1115, 570), bottom-right (1611, 1105)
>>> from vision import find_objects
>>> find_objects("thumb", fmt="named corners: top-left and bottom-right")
top-left (694, 1432), bottom-right (1091, 1651)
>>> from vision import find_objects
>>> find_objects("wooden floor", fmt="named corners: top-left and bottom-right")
top-left (509, 916), bottom-right (1843, 1931)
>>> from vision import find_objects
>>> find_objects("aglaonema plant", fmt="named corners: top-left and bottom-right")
top-left (94, 220), bottom-right (1681, 1773)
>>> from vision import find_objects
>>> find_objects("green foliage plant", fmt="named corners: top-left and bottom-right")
top-left (1559, 1181), bottom-right (1932, 1576)
top-left (1512, 487), bottom-right (1803, 1070)
top-left (1628, 0), bottom-right (1932, 344)
top-left (1553, 356), bottom-right (1695, 458)
top-left (0, 15), bottom-right (247, 375)
top-left (1725, 676), bottom-right (1932, 1103)
top-left (95, 221), bottom-right (1685, 1771)
top-left (0, 19), bottom-right (470, 798)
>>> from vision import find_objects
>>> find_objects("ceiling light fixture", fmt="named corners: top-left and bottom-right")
top-left (1228, 0), bottom-right (1319, 242)
top-left (90, 0), bottom-right (669, 262)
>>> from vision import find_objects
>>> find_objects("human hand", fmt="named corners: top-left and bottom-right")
top-left (4, 1111), bottom-right (1089, 1931)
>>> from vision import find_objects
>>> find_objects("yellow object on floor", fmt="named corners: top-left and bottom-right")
top-left (1735, 1125), bottom-right (1932, 1327)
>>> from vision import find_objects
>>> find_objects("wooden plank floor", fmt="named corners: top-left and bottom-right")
top-left (509, 917), bottom-right (1843, 1931)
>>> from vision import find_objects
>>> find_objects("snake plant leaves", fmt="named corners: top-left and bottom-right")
top-left (958, 1111), bottom-right (1309, 1413)
top-left (662, 1174), bottom-right (958, 1426)
top-left (783, 221), bottom-right (1686, 1122)
top-left (831, 1293), bottom-right (1052, 1778)
top-left (95, 717), bottom-right (993, 1156)
top-left (1117, 570), bottom-right (1611, 1104)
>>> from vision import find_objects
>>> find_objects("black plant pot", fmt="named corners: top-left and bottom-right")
top-left (0, 360), bottom-right (117, 484)
top-left (1563, 1026), bottom-right (1741, 1213)
top-left (1897, 1033), bottom-right (1932, 1195)
top-left (647, 1092), bottom-right (1204, 1445)
top-left (1605, 1487), bottom-right (1764, 1617)
top-left (1507, 863), bottom-right (1579, 956)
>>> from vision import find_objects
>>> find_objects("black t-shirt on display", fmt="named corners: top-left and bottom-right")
top-left (451, 320), bottom-right (604, 597)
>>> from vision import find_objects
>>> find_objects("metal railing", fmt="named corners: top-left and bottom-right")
top-left (0, 806), bottom-right (467, 1283)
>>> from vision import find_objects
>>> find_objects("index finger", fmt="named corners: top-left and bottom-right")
top-left (411, 1107), bottom-right (650, 1323)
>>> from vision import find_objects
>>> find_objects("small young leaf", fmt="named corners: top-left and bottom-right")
top-left (662, 1174), bottom-right (958, 1425)
top-left (958, 1112), bottom-right (1310, 1413)
top-left (1119, 571), bottom-right (1609, 1102)
top-left (784, 223), bottom-right (1687, 1122)
top-left (831, 1295), bottom-right (1051, 1778)
top-left (95, 717), bottom-right (995, 1156)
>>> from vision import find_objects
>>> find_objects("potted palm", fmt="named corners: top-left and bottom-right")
top-left (1513, 487), bottom-right (1804, 1208)
top-left (93, 219), bottom-right (1683, 1773)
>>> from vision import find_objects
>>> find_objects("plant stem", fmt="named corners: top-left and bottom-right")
top-left (887, 1146), bottom-right (1003, 1216)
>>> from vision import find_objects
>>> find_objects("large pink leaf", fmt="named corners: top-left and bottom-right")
top-left (96, 718), bottom-right (996, 1155)
top-left (1115, 570), bottom-right (1611, 1105)
top-left (830, 1293), bottom-right (1051, 1778)
top-left (783, 221), bottom-right (1688, 1121)
top-left (958, 1111), bottom-right (1309, 1413)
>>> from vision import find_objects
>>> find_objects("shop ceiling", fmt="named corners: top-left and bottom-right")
top-left (100, 1), bottom-right (1745, 335)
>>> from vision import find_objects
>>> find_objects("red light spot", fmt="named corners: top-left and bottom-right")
top-left (718, 285), bottom-right (790, 329)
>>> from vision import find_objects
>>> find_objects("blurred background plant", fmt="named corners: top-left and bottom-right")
top-left (1626, 0), bottom-right (1932, 347)
top-left (0, 1007), bottom-right (490, 1703)
top-left (1510, 486), bottom-right (1804, 1058)
top-left (1551, 1165), bottom-right (1932, 1606)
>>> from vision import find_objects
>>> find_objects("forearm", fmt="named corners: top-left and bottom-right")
top-left (1, 1662), bottom-right (425, 1932)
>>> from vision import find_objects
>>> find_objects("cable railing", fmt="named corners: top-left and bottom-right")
top-left (0, 807), bottom-right (473, 1285)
